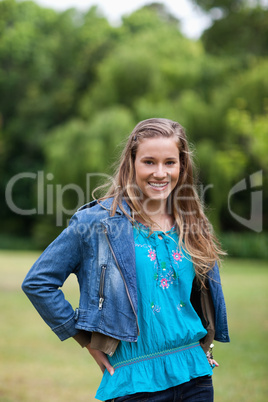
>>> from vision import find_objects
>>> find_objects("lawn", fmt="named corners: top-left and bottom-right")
top-left (0, 251), bottom-right (267, 401)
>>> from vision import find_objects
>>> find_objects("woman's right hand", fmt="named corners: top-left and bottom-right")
top-left (86, 343), bottom-right (115, 376)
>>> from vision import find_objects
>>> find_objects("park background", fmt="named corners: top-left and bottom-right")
top-left (0, 0), bottom-right (267, 400)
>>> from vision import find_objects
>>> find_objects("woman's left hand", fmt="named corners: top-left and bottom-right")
top-left (86, 343), bottom-right (115, 376)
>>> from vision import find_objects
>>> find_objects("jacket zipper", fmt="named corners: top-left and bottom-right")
top-left (98, 264), bottom-right (106, 310)
top-left (103, 227), bottom-right (140, 336)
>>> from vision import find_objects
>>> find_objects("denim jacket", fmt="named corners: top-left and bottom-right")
top-left (22, 198), bottom-right (230, 355)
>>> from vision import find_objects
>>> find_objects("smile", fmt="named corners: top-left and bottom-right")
top-left (148, 182), bottom-right (169, 189)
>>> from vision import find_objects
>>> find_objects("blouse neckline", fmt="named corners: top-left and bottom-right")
top-left (133, 220), bottom-right (177, 235)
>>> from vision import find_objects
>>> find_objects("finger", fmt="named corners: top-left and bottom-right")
top-left (89, 347), bottom-right (115, 376)
top-left (105, 362), bottom-right (114, 375)
top-left (102, 357), bottom-right (115, 376)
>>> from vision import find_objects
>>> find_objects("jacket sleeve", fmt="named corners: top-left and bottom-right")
top-left (208, 261), bottom-right (230, 343)
top-left (22, 214), bottom-right (82, 341)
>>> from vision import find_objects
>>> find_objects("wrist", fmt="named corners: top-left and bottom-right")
top-left (73, 330), bottom-right (92, 348)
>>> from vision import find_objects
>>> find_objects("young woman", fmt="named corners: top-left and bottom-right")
top-left (22, 118), bottom-right (230, 401)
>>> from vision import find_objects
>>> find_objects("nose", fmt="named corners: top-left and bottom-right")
top-left (153, 164), bottom-right (167, 179)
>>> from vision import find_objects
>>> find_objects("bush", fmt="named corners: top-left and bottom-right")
top-left (220, 232), bottom-right (268, 260)
top-left (0, 234), bottom-right (40, 251)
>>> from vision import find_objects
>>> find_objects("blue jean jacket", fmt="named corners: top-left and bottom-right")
top-left (22, 198), bottom-right (230, 347)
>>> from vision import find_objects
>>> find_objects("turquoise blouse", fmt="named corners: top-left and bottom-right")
top-left (95, 223), bottom-right (212, 401)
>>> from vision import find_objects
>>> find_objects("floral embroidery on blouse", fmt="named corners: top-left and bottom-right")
top-left (158, 269), bottom-right (178, 289)
top-left (135, 227), bottom-right (196, 334)
top-left (150, 301), bottom-right (161, 314)
top-left (172, 251), bottom-right (183, 262)
top-left (161, 261), bottom-right (166, 271)
top-left (134, 225), bottom-right (187, 317)
top-left (160, 278), bottom-right (169, 289)
top-left (177, 301), bottom-right (186, 311)
top-left (137, 241), bottom-right (183, 290)
top-left (148, 250), bottom-right (156, 261)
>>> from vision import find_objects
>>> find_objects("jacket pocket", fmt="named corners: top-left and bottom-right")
top-left (98, 264), bottom-right (107, 310)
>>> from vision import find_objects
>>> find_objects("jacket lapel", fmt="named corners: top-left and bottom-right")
top-left (101, 211), bottom-right (138, 313)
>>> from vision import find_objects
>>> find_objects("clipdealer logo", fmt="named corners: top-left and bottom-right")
top-left (5, 172), bottom-right (113, 226)
top-left (5, 170), bottom-right (263, 231)
top-left (228, 170), bottom-right (263, 233)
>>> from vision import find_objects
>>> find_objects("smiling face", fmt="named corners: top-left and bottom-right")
top-left (134, 136), bottom-right (180, 205)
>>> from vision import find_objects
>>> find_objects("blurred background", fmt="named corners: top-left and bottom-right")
top-left (0, 0), bottom-right (267, 401)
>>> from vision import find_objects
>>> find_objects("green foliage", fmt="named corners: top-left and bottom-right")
top-left (1, 0), bottom-right (267, 246)
top-left (220, 232), bottom-right (268, 259)
top-left (192, 0), bottom-right (268, 59)
top-left (0, 233), bottom-right (39, 250)
top-left (227, 109), bottom-right (268, 168)
top-left (122, 3), bottom-right (181, 34)
top-left (196, 141), bottom-right (248, 230)
top-left (80, 45), bottom-right (160, 113)
top-left (0, 0), bottom-right (117, 237)
top-left (44, 107), bottom-right (134, 185)
top-left (220, 59), bottom-right (268, 116)
top-left (202, 8), bottom-right (268, 57)
top-left (189, 0), bottom-right (260, 13)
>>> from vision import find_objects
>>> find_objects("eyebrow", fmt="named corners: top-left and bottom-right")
top-left (141, 156), bottom-right (178, 160)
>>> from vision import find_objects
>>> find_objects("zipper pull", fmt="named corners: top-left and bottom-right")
top-left (98, 297), bottom-right (104, 310)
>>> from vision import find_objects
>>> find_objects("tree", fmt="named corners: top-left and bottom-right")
top-left (202, 7), bottom-right (268, 56)
top-left (1, 0), bottom-right (267, 246)
top-left (189, 0), bottom-right (268, 57)
top-left (189, 0), bottom-right (262, 13)
top-left (0, 0), bottom-right (117, 238)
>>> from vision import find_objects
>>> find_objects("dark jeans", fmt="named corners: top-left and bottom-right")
top-left (107, 375), bottom-right (213, 402)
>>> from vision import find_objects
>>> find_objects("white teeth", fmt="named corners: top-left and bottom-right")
top-left (149, 182), bottom-right (168, 188)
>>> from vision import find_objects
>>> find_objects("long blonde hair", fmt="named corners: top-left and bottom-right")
top-left (96, 118), bottom-right (225, 286)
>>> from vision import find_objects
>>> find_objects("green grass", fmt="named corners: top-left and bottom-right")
top-left (0, 251), bottom-right (267, 401)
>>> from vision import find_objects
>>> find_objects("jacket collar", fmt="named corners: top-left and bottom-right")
top-left (78, 197), bottom-right (131, 216)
